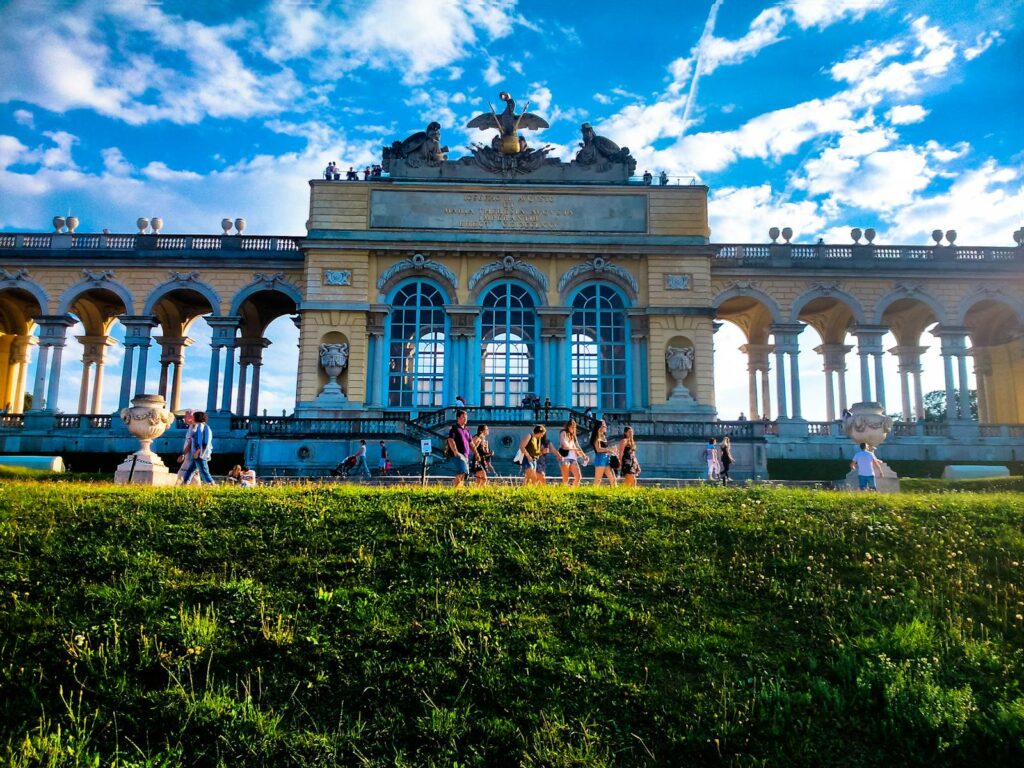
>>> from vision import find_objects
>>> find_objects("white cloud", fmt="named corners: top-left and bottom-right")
top-left (709, 184), bottom-right (826, 242)
top-left (887, 105), bottom-right (928, 125)
top-left (593, 92), bottom-right (611, 105)
top-left (964, 31), bottom-right (1001, 60)
top-left (40, 131), bottom-right (78, 170)
top-left (483, 57), bottom-right (503, 86)
top-left (786, 0), bottom-right (888, 29)
top-left (0, 135), bottom-right (27, 170)
top-left (701, 7), bottom-right (787, 75)
top-left (142, 162), bottom-right (203, 182)
top-left (101, 147), bottom-right (133, 177)
top-left (13, 109), bottom-right (33, 128)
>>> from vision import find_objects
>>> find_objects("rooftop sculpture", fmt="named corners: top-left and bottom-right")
top-left (381, 92), bottom-right (637, 183)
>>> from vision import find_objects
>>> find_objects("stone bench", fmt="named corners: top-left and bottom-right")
top-left (942, 465), bottom-right (1010, 480)
top-left (0, 455), bottom-right (65, 472)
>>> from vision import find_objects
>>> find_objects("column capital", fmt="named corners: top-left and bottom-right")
top-left (76, 334), bottom-right (117, 364)
top-left (626, 309), bottom-right (650, 340)
top-left (120, 315), bottom-right (159, 346)
top-left (33, 315), bottom-right (76, 346)
top-left (154, 335), bottom-right (195, 363)
top-left (9, 334), bottom-right (38, 362)
top-left (446, 305), bottom-right (481, 339)
top-left (814, 343), bottom-right (853, 371)
top-left (206, 315), bottom-right (242, 347)
top-left (769, 323), bottom-right (804, 351)
top-left (366, 304), bottom-right (391, 337)
top-left (887, 344), bottom-right (929, 372)
top-left (239, 337), bottom-right (272, 365)
top-left (739, 343), bottom-right (774, 370)
top-left (537, 306), bottom-right (572, 340)
top-left (931, 325), bottom-right (969, 354)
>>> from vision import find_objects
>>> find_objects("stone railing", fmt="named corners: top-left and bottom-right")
top-left (0, 414), bottom-right (24, 429)
top-left (713, 243), bottom-right (1021, 266)
top-left (0, 233), bottom-right (302, 256)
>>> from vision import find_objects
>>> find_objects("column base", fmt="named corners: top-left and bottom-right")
top-left (842, 461), bottom-right (900, 494)
top-left (114, 451), bottom-right (178, 486)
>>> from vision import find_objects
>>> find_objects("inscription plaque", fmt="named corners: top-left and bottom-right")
top-left (370, 190), bottom-right (647, 233)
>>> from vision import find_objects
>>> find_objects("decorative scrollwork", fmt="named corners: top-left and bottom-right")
top-left (557, 256), bottom-right (638, 296)
top-left (168, 271), bottom-right (200, 283)
top-left (469, 255), bottom-right (549, 293)
top-left (82, 269), bottom-right (114, 282)
top-left (376, 253), bottom-right (458, 292)
top-left (254, 271), bottom-right (286, 287)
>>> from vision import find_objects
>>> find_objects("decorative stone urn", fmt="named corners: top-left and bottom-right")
top-left (150, 217), bottom-right (163, 234)
top-left (316, 342), bottom-right (349, 403)
top-left (841, 401), bottom-right (892, 448)
top-left (137, 217), bottom-right (150, 235)
top-left (114, 394), bottom-right (177, 486)
top-left (665, 346), bottom-right (694, 399)
top-left (52, 216), bottom-right (65, 233)
top-left (221, 218), bottom-right (233, 235)
top-left (65, 216), bottom-right (79, 234)
top-left (234, 217), bottom-right (246, 235)
top-left (841, 401), bottom-right (899, 493)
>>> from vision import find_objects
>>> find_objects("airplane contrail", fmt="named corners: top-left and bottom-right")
top-left (681, 0), bottom-right (725, 136)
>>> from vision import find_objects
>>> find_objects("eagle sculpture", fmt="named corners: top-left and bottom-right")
top-left (466, 92), bottom-right (549, 155)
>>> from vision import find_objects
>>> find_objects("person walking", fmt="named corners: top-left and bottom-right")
top-left (470, 425), bottom-right (491, 486)
top-left (353, 439), bottom-right (372, 479)
top-left (704, 438), bottom-right (721, 482)
top-left (180, 411), bottom-right (214, 485)
top-left (720, 436), bottom-right (734, 485)
top-left (590, 419), bottom-right (617, 487)
top-left (378, 440), bottom-right (391, 476)
top-left (558, 420), bottom-right (585, 487)
top-left (617, 426), bottom-right (641, 487)
top-left (447, 409), bottom-right (473, 488)
top-left (850, 442), bottom-right (883, 491)
top-left (518, 424), bottom-right (546, 486)
top-left (175, 409), bottom-right (201, 486)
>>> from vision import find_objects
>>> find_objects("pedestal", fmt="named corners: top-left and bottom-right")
top-left (843, 461), bottom-right (900, 494)
top-left (114, 451), bottom-right (178, 486)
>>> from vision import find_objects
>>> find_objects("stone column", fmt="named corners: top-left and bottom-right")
top-left (238, 338), bottom-right (271, 416)
top-left (33, 316), bottom-right (76, 411)
top-left (121, 316), bottom-right (159, 403)
top-left (9, 335), bottom-right (35, 413)
top-left (853, 326), bottom-right (886, 404)
top-left (890, 345), bottom-right (927, 422)
top-left (75, 335), bottom-right (115, 414)
top-left (206, 316), bottom-right (242, 413)
top-left (540, 307), bottom-right (572, 407)
top-left (740, 343), bottom-right (773, 420)
top-left (447, 306), bottom-right (479, 406)
top-left (627, 310), bottom-right (649, 411)
top-left (154, 336), bottom-right (193, 413)
top-left (958, 349), bottom-right (972, 421)
top-left (972, 347), bottom-right (992, 423)
top-left (771, 325), bottom-right (805, 420)
top-left (815, 344), bottom-right (852, 422)
top-left (934, 326), bottom-right (969, 421)
top-left (773, 346), bottom-right (788, 420)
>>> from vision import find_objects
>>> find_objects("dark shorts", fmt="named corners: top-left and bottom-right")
top-left (858, 474), bottom-right (877, 490)
top-left (453, 456), bottom-right (470, 476)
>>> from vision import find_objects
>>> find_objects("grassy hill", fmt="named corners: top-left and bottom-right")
top-left (1, 484), bottom-right (1022, 766)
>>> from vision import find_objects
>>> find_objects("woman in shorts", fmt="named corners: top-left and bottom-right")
top-left (518, 424), bottom-right (546, 486)
top-left (558, 420), bottom-right (585, 487)
top-left (589, 420), bottom-right (617, 487)
top-left (470, 425), bottom-right (491, 486)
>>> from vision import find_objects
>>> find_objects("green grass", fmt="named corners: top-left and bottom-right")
top-left (900, 476), bottom-right (1024, 493)
top-left (1, 483), bottom-right (1022, 766)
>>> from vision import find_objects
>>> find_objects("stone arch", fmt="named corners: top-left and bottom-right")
top-left (230, 277), bottom-right (302, 316)
top-left (789, 285), bottom-right (865, 325)
top-left (57, 275), bottom-right (134, 316)
top-left (565, 279), bottom-right (633, 309)
top-left (872, 286), bottom-right (948, 326)
top-left (385, 276), bottom-right (452, 306)
top-left (470, 261), bottom-right (549, 305)
top-left (956, 287), bottom-right (1024, 329)
top-left (0, 275), bottom-right (48, 315)
top-left (712, 284), bottom-right (782, 325)
top-left (144, 276), bottom-right (221, 316)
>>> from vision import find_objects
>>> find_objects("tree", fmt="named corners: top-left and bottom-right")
top-left (923, 389), bottom-right (977, 421)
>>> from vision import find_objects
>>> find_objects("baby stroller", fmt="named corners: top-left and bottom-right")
top-left (331, 455), bottom-right (357, 477)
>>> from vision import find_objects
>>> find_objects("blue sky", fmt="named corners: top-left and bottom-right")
top-left (1, 0), bottom-right (1022, 419)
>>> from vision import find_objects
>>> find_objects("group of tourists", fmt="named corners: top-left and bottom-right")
top-left (703, 437), bottom-right (735, 485)
top-left (445, 410), bottom-right (642, 489)
top-left (323, 162), bottom-right (382, 181)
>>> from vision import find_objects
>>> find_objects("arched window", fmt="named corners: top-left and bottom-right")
top-left (570, 284), bottom-right (627, 410)
top-left (387, 282), bottom-right (446, 408)
top-left (480, 283), bottom-right (537, 406)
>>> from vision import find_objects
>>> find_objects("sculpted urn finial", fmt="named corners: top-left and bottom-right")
top-left (317, 342), bottom-right (349, 402)
top-left (665, 346), bottom-right (695, 398)
top-left (841, 402), bottom-right (893, 449)
top-left (114, 394), bottom-right (177, 485)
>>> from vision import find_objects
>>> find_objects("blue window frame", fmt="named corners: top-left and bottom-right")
top-left (480, 283), bottom-right (537, 406)
top-left (387, 282), bottom-right (446, 408)
top-left (570, 284), bottom-right (627, 410)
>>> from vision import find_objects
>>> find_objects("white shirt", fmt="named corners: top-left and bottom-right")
top-left (193, 424), bottom-right (213, 461)
top-left (852, 450), bottom-right (877, 476)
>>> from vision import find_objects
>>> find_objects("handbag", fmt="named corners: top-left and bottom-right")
top-left (609, 454), bottom-right (621, 471)
top-left (513, 449), bottom-right (525, 464)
